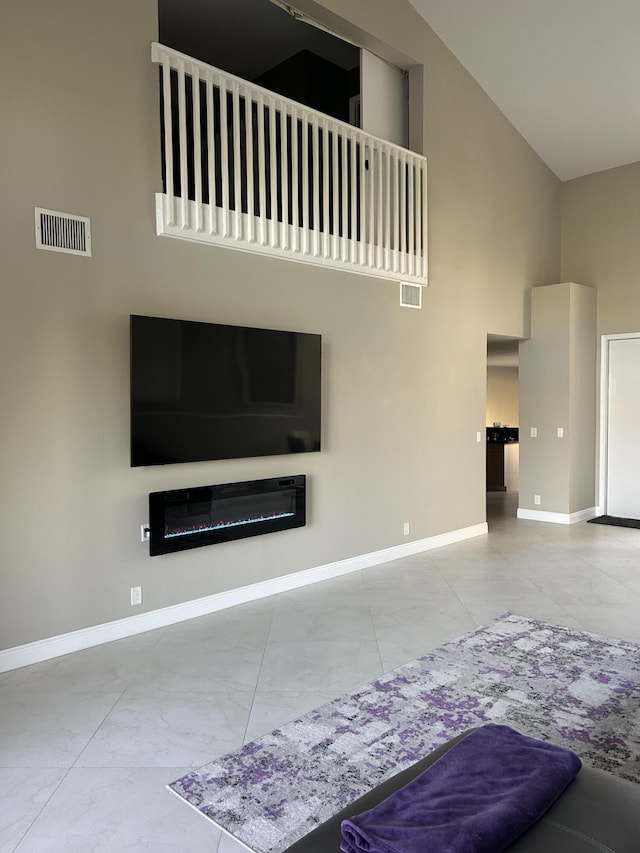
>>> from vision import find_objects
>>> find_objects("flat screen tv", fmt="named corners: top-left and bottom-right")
top-left (130, 315), bottom-right (322, 467)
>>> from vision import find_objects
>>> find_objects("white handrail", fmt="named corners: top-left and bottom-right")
top-left (151, 42), bottom-right (428, 286)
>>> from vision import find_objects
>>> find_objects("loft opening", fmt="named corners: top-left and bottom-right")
top-left (154, 0), bottom-right (427, 285)
top-left (158, 0), bottom-right (362, 128)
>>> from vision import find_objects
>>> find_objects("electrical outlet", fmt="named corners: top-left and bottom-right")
top-left (403, 522), bottom-right (410, 536)
top-left (130, 586), bottom-right (142, 606)
top-left (140, 523), bottom-right (150, 543)
top-left (530, 427), bottom-right (538, 438)
top-left (534, 495), bottom-right (541, 505)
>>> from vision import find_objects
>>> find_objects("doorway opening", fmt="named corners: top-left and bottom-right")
top-left (599, 333), bottom-right (640, 521)
top-left (486, 335), bottom-right (521, 519)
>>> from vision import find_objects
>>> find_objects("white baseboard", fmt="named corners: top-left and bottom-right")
top-left (516, 506), bottom-right (597, 525)
top-left (0, 522), bottom-right (487, 673)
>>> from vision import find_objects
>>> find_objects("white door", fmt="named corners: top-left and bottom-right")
top-left (606, 335), bottom-right (640, 518)
top-left (360, 50), bottom-right (408, 148)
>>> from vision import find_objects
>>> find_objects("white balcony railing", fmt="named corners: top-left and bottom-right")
top-left (151, 43), bottom-right (427, 285)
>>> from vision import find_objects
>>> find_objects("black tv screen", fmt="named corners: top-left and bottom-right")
top-left (130, 315), bottom-right (322, 466)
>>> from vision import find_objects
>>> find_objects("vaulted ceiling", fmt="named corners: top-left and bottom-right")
top-left (409, 0), bottom-right (640, 181)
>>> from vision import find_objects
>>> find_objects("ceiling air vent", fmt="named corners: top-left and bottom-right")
top-left (34, 207), bottom-right (92, 257)
top-left (400, 282), bottom-right (422, 309)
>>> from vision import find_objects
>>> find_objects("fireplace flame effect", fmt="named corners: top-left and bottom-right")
top-left (165, 511), bottom-right (295, 539)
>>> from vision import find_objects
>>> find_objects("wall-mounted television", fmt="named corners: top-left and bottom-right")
top-left (130, 315), bottom-right (322, 467)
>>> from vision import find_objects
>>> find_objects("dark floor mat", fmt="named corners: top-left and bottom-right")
top-left (588, 515), bottom-right (640, 528)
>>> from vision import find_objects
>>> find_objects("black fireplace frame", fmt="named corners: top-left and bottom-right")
top-left (148, 475), bottom-right (306, 556)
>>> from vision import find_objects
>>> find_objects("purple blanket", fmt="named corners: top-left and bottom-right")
top-left (340, 724), bottom-right (581, 853)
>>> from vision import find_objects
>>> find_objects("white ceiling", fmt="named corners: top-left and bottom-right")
top-left (408, 0), bottom-right (640, 181)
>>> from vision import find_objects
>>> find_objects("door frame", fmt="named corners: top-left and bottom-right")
top-left (599, 331), bottom-right (640, 515)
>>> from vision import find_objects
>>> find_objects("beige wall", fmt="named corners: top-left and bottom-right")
top-left (561, 162), bottom-right (640, 500)
top-left (0, 0), bottom-right (560, 651)
top-left (562, 162), bottom-right (640, 336)
top-left (519, 283), bottom-right (596, 515)
top-left (486, 367), bottom-right (519, 427)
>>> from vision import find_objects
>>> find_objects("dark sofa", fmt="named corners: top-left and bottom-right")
top-left (284, 730), bottom-right (640, 852)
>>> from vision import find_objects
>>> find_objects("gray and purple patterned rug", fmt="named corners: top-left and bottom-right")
top-left (169, 613), bottom-right (640, 853)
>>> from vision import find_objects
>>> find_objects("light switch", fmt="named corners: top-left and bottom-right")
top-left (557, 427), bottom-right (564, 438)
top-left (530, 427), bottom-right (537, 438)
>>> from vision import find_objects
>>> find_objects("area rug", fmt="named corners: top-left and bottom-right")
top-left (588, 514), bottom-right (640, 529)
top-left (169, 613), bottom-right (640, 853)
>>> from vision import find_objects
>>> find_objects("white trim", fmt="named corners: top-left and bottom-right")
top-left (599, 332), bottom-right (640, 517)
top-left (0, 523), bottom-right (487, 673)
top-left (155, 195), bottom-right (427, 287)
top-left (516, 506), bottom-right (597, 525)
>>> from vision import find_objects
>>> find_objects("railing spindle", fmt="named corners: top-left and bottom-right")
top-left (384, 150), bottom-right (391, 271)
top-left (400, 152), bottom-right (407, 275)
top-left (407, 159), bottom-right (415, 278)
top-left (332, 126), bottom-right (339, 259)
top-left (392, 152), bottom-right (400, 272)
top-left (322, 119), bottom-right (330, 258)
top-left (192, 66), bottom-right (203, 232)
top-left (205, 77), bottom-right (216, 234)
top-left (312, 115), bottom-right (320, 257)
top-left (152, 44), bottom-right (427, 285)
top-left (301, 112), bottom-right (310, 254)
top-left (161, 56), bottom-right (174, 226)
top-left (291, 106), bottom-right (299, 253)
top-left (232, 85), bottom-right (242, 240)
top-left (358, 139), bottom-right (366, 267)
top-left (421, 162), bottom-right (428, 281)
top-left (268, 98), bottom-right (278, 247)
top-left (367, 145), bottom-right (374, 268)
top-left (376, 145), bottom-right (383, 269)
top-left (280, 102), bottom-right (289, 249)
top-left (177, 60), bottom-right (188, 229)
top-left (257, 93), bottom-right (267, 245)
top-left (219, 77), bottom-right (230, 237)
top-left (350, 133), bottom-right (357, 264)
top-left (244, 86), bottom-right (254, 242)
top-left (340, 131), bottom-right (348, 262)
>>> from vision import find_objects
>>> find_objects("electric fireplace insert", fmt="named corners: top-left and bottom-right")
top-left (148, 475), bottom-right (306, 556)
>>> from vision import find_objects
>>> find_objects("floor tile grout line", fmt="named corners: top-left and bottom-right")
top-left (68, 692), bottom-right (128, 771)
top-left (240, 597), bottom-right (279, 747)
top-left (494, 547), bottom-right (585, 629)
top-left (430, 558), bottom-right (482, 633)
top-left (367, 572), bottom-right (391, 677)
top-left (6, 492), bottom-right (640, 851)
top-left (9, 766), bottom-right (73, 853)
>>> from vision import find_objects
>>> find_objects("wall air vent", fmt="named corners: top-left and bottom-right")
top-left (400, 282), bottom-right (422, 309)
top-left (34, 207), bottom-right (92, 257)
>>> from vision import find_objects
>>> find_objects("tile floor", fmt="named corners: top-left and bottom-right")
top-left (2, 492), bottom-right (640, 852)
